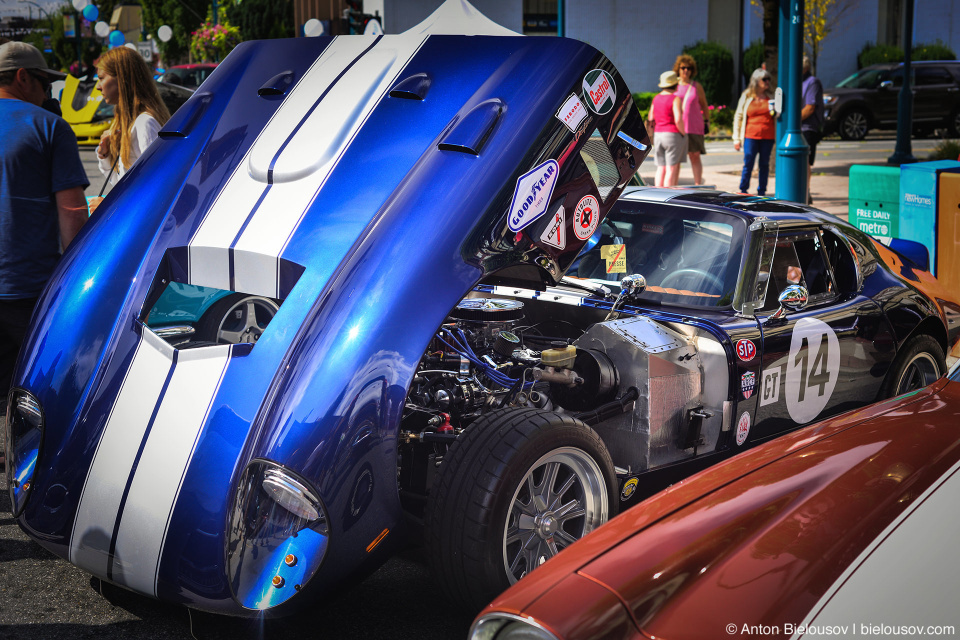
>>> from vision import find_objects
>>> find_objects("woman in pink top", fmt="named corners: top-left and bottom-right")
top-left (647, 70), bottom-right (686, 187)
top-left (674, 54), bottom-right (709, 185)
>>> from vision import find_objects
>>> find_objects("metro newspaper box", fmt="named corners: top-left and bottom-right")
top-left (848, 165), bottom-right (900, 239)
top-left (899, 160), bottom-right (960, 276)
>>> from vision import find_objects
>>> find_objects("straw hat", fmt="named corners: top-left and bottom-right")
top-left (658, 70), bottom-right (679, 88)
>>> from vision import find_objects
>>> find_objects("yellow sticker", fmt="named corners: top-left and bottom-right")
top-left (600, 244), bottom-right (627, 274)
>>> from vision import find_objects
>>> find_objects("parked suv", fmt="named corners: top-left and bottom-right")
top-left (823, 61), bottom-right (960, 140)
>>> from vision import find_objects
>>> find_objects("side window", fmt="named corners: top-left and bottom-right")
top-left (821, 230), bottom-right (859, 292)
top-left (916, 67), bottom-right (953, 86)
top-left (762, 232), bottom-right (837, 310)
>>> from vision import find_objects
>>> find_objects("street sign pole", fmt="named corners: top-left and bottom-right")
top-left (776, 0), bottom-right (809, 203)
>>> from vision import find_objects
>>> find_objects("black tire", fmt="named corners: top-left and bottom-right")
top-left (838, 109), bottom-right (869, 141)
top-left (880, 334), bottom-right (946, 398)
top-left (425, 408), bottom-right (617, 613)
top-left (195, 293), bottom-right (279, 344)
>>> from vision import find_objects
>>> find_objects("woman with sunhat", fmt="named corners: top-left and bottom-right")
top-left (647, 70), bottom-right (686, 187)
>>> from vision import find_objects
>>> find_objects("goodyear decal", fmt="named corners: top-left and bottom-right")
top-left (508, 160), bottom-right (559, 232)
top-left (582, 69), bottom-right (616, 115)
top-left (620, 477), bottom-right (639, 500)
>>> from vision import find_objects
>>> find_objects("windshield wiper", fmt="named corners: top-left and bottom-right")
top-left (560, 276), bottom-right (611, 299)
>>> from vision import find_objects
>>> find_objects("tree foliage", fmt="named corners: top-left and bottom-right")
top-left (225, 0), bottom-right (293, 41)
top-left (804, 0), bottom-right (852, 73)
top-left (140, 0), bottom-right (208, 64)
top-left (743, 38), bottom-right (765, 82)
top-left (683, 40), bottom-right (734, 106)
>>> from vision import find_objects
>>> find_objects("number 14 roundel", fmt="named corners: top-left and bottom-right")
top-left (785, 317), bottom-right (840, 423)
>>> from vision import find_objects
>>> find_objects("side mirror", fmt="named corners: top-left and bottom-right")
top-left (879, 80), bottom-right (894, 90)
top-left (766, 284), bottom-right (808, 322)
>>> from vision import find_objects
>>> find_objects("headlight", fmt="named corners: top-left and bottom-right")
top-left (470, 613), bottom-right (560, 640)
top-left (226, 460), bottom-right (330, 611)
top-left (4, 389), bottom-right (44, 516)
top-left (823, 94), bottom-right (837, 106)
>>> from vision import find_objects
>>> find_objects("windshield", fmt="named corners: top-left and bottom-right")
top-left (568, 200), bottom-right (745, 307)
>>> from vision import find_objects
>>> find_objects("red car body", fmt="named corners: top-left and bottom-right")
top-left (473, 367), bottom-right (960, 640)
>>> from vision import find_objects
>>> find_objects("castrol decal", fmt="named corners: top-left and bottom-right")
top-left (582, 69), bottom-right (616, 115)
top-left (507, 160), bottom-right (559, 232)
top-left (573, 195), bottom-right (600, 240)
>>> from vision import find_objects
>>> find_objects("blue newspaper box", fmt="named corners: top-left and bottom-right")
top-left (899, 160), bottom-right (960, 275)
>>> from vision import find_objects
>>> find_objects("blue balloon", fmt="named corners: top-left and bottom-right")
top-left (82, 4), bottom-right (98, 21)
top-left (108, 30), bottom-right (124, 47)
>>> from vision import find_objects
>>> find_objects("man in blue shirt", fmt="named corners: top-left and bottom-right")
top-left (0, 42), bottom-right (89, 406)
top-left (801, 55), bottom-right (825, 204)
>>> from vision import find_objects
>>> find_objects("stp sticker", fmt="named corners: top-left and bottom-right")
top-left (539, 205), bottom-right (566, 250)
top-left (736, 339), bottom-right (756, 362)
top-left (556, 93), bottom-right (588, 133)
top-left (620, 477), bottom-right (639, 500)
top-left (573, 195), bottom-right (600, 240)
top-left (507, 160), bottom-right (559, 232)
top-left (741, 371), bottom-right (756, 399)
top-left (582, 69), bottom-right (616, 115)
top-left (735, 411), bottom-right (751, 446)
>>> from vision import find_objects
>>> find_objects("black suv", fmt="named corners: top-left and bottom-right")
top-left (822, 61), bottom-right (960, 140)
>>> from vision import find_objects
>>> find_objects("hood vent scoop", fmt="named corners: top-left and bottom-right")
top-left (258, 71), bottom-right (296, 97)
top-left (389, 72), bottom-right (431, 100)
top-left (438, 98), bottom-right (505, 156)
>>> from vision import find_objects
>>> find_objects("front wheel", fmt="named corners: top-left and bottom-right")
top-left (838, 109), bottom-right (869, 141)
top-left (425, 408), bottom-right (617, 613)
top-left (880, 334), bottom-right (946, 398)
top-left (196, 294), bottom-right (279, 345)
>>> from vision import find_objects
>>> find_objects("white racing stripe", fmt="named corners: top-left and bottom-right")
top-left (69, 329), bottom-right (231, 595)
top-left (188, 34), bottom-right (428, 299)
top-left (111, 344), bottom-right (231, 595)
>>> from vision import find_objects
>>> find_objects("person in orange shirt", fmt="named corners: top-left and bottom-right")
top-left (732, 68), bottom-right (776, 195)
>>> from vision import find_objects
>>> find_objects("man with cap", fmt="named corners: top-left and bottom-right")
top-left (0, 41), bottom-right (89, 411)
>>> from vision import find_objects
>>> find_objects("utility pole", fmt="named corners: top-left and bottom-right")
top-left (888, 0), bottom-right (916, 165)
top-left (775, 0), bottom-right (809, 203)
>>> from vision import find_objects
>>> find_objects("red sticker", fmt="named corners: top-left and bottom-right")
top-left (736, 411), bottom-right (751, 446)
top-left (736, 339), bottom-right (756, 362)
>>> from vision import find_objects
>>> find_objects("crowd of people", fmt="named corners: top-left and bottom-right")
top-left (648, 53), bottom-right (823, 197)
top-left (0, 40), bottom-right (165, 417)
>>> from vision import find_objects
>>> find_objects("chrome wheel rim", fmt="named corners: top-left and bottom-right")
top-left (502, 447), bottom-right (607, 584)
top-left (895, 352), bottom-right (941, 395)
top-left (842, 111), bottom-right (868, 140)
top-left (216, 297), bottom-right (279, 344)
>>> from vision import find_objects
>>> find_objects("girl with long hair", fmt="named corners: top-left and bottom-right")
top-left (95, 46), bottom-right (170, 186)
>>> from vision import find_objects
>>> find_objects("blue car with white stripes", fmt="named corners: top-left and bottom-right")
top-left (7, 4), bottom-right (957, 620)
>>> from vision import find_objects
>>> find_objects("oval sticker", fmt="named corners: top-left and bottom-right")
top-left (736, 339), bottom-right (756, 362)
top-left (574, 195), bottom-right (600, 240)
top-left (736, 411), bottom-right (751, 446)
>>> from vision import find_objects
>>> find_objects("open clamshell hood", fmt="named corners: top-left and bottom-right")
top-left (13, 22), bottom-right (649, 614)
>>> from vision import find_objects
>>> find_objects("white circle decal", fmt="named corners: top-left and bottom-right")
top-left (574, 195), bottom-right (600, 240)
top-left (784, 317), bottom-right (840, 423)
top-left (736, 411), bottom-right (751, 446)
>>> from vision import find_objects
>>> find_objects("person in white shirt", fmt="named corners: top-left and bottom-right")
top-left (95, 46), bottom-right (170, 187)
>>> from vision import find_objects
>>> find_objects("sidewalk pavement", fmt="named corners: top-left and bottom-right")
top-left (638, 141), bottom-right (849, 220)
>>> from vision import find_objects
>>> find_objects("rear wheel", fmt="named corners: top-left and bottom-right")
top-left (838, 109), bottom-right (869, 141)
top-left (425, 408), bottom-right (617, 613)
top-left (880, 334), bottom-right (946, 398)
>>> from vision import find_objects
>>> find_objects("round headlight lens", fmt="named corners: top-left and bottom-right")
top-left (470, 614), bottom-right (560, 640)
top-left (4, 389), bottom-right (45, 517)
top-left (227, 460), bottom-right (329, 610)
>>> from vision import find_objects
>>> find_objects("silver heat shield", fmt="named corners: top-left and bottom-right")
top-left (576, 315), bottom-right (714, 474)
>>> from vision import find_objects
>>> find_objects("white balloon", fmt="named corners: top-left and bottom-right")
top-left (303, 18), bottom-right (324, 37)
top-left (95, 21), bottom-right (110, 37)
top-left (157, 25), bottom-right (173, 43)
top-left (72, 0), bottom-right (88, 11)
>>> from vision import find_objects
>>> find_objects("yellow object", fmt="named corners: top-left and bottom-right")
top-left (60, 75), bottom-right (112, 146)
top-left (541, 345), bottom-right (577, 369)
top-left (937, 173), bottom-right (960, 293)
top-left (600, 244), bottom-right (627, 274)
